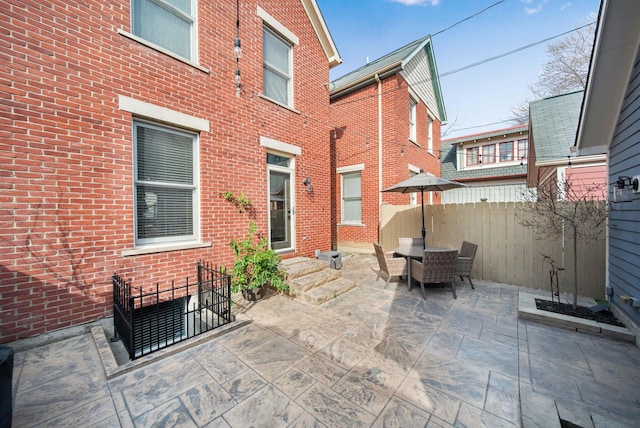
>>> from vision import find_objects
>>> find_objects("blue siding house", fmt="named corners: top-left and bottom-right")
top-left (576, 0), bottom-right (640, 339)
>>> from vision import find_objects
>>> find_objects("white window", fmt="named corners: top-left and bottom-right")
top-left (409, 98), bottom-right (417, 142)
top-left (132, 0), bottom-right (196, 61)
top-left (427, 115), bottom-right (433, 153)
top-left (133, 121), bottom-right (199, 246)
top-left (341, 172), bottom-right (362, 223)
top-left (263, 26), bottom-right (292, 106)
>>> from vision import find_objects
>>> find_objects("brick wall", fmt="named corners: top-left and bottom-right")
top-left (0, 0), bottom-right (333, 342)
top-left (330, 74), bottom-right (442, 249)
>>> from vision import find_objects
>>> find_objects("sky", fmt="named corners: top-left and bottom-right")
top-left (317, 0), bottom-right (600, 139)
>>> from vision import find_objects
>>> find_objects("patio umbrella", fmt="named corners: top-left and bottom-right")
top-left (381, 174), bottom-right (465, 249)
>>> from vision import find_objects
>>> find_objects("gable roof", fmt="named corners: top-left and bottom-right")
top-left (301, 0), bottom-right (342, 68)
top-left (329, 35), bottom-right (446, 121)
top-left (443, 124), bottom-right (528, 146)
top-left (529, 91), bottom-right (584, 165)
top-left (575, 0), bottom-right (640, 155)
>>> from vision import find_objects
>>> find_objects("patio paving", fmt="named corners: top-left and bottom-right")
top-left (9, 253), bottom-right (640, 427)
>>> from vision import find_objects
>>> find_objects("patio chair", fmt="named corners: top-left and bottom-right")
top-left (455, 241), bottom-right (478, 290)
top-left (411, 250), bottom-right (459, 299)
top-left (373, 242), bottom-right (407, 288)
top-left (398, 237), bottom-right (424, 248)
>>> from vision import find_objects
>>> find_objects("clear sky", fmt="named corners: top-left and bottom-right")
top-left (317, 0), bottom-right (600, 138)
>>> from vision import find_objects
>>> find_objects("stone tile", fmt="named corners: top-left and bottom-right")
top-left (318, 336), bottom-right (371, 369)
top-left (371, 396), bottom-right (430, 428)
top-left (367, 336), bottom-right (423, 375)
top-left (528, 353), bottom-right (590, 399)
top-left (519, 388), bottom-right (561, 428)
top-left (456, 402), bottom-right (517, 427)
top-left (296, 353), bottom-right (347, 387)
top-left (236, 335), bottom-right (310, 382)
top-left (273, 368), bottom-right (316, 400)
top-left (410, 349), bottom-right (489, 408)
top-left (379, 316), bottom-right (438, 346)
top-left (426, 329), bottom-right (464, 358)
top-left (215, 323), bottom-right (278, 354)
top-left (133, 398), bottom-right (197, 427)
top-left (341, 321), bottom-right (389, 349)
top-left (426, 415), bottom-right (455, 427)
top-left (13, 371), bottom-right (111, 426)
top-left (203, 416), bottom-right (232, 428)
top-left (223, 368), bottom-right (268, 402)
top-left (223, 384), bottom-right (304, 428)
top-left (332, 362), bottom-right (405, 415)
top-left (457, 335), bottom-right (519, 379)
top-left (394, 376), bottom-right (461, 424)
top-left (485, 372), bottom-right (520, 422)
top-left (287, 411), bottom-right (328, 428)
top-left (180, 380), bottom-right (236, 426)
top-left (194, 344), bottom-right (251, 384)
top-left (297, 383), bottom-right (375, 428)
top-left (30, 394), bottom-right (117, 428)
top-left (109, 355), bottom-right (210, 417)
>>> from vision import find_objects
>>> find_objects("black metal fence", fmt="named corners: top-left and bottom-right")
top-left (112, 261), bottom-right (232, 360)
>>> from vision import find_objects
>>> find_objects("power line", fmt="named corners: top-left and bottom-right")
top-left (432, 0), bottom-right (506, 38)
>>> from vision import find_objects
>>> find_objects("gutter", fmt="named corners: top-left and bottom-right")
top-left (375, 73), bottom-right (383, 243)
top-left (330, 62), bottom-right (402, 101)
top-left (535, 154), bottom-right (607, 168)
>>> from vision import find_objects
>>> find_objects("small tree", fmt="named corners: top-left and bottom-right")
top-left (518, 179), bottom-right (609, 308)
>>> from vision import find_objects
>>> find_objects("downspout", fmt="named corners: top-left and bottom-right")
top-left (375, 73), bottom-right (382, 242)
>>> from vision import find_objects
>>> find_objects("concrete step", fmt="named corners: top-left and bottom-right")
top-left (280, 258), bottom-right (328, 280)
top-left (288, 268), bottom-right (342, 295)
top-left (299, 278), bottom-right (356, 305)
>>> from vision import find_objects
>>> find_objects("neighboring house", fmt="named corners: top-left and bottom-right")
top-left (329, 35), bottom-right (446, 251)
top-left (575, 0), bottom-right (640, 337)
top-left (529, 91), bottom-right (607, 198)
top-left (0, 0), bottom-right (341, 342)
top-left (441, 125), bottom-right (529, 203)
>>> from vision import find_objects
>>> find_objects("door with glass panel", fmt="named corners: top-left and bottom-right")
top-left (267, 154), bottom-right (294, 251)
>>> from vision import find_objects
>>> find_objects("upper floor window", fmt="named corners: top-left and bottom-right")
top-left (133, 120), bottom-right (199, 246)
top-left (263, 26), bottom-right (293, 106)
top-left (132, 0), bottom-right (196, 61)
top-left (482, 144), bottom-right (495, 164)
top-left (499, 141), bottom-right (513, 161)
top-left (467, 147), bottom-right (479, 166)
top-left (518, 138), bottom-right (528, 160)
top-left (409, 98), bottom-right (417, 142)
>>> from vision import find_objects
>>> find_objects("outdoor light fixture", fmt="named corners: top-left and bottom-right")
top-left (303, 177), bottom-right (313, 192)
top-left (614, 175), bottom-right (639, 203)
top-left (233, 0), bottom-right (242, 97)
top-left (233, 37), bottom-right (242, 59)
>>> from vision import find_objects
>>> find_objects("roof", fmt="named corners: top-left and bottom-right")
top-left (443, 124), bottom-right (529, 145)
top-left (529, 90), bottom-right (584, 163)
top-left (302, 0), bottom-right (342, 68)
top-left (328, 35), bottom-right (446, 121)
top-left (575, 0), bottom-right (640, 155)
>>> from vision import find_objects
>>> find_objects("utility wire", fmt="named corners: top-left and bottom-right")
top-left (432, 0), bottom-right (506, 37)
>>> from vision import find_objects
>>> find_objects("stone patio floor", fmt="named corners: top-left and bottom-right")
top-left (10, 253), bottom-right (640, 427)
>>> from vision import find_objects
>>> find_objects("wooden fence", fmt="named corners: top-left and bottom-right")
top-left (380, 202), bottom-right (606, 299)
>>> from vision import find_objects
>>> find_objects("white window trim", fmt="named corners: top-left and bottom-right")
top-left (258, 6), bottom-right (297, 109)
top-left (267, 152), bottom-right (296, 253)
top-left (127, 0), bottom-right (200, 64)
top-left (119, 96), bottom-right (210, 132)
top-left (337, 163), bottom-right (365, 174)
top-left (408, 164), bottom-right (421, 206)
top-left (409, 97), bottom-right (417, 143)
top-left (257, 6), bottom-right (299, 45)
top-left (130, 120), bottom-right (201, 250)
top-left (260, 136), bottom-right (301, 156)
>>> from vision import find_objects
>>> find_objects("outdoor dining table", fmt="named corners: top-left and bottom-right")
top-left (394, 245), bottom-right (456, 289)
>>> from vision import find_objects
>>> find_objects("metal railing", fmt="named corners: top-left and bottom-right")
top-left (112, 262), bottom-right (232, 360)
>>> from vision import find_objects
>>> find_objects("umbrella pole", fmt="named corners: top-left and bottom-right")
top-left (421, 189), bottom-right (426, 249)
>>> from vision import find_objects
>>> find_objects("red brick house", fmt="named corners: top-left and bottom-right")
top-left (329, 35), bottom-right (446, 251)
top-left (0, 0), bottom-right (341, 342)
